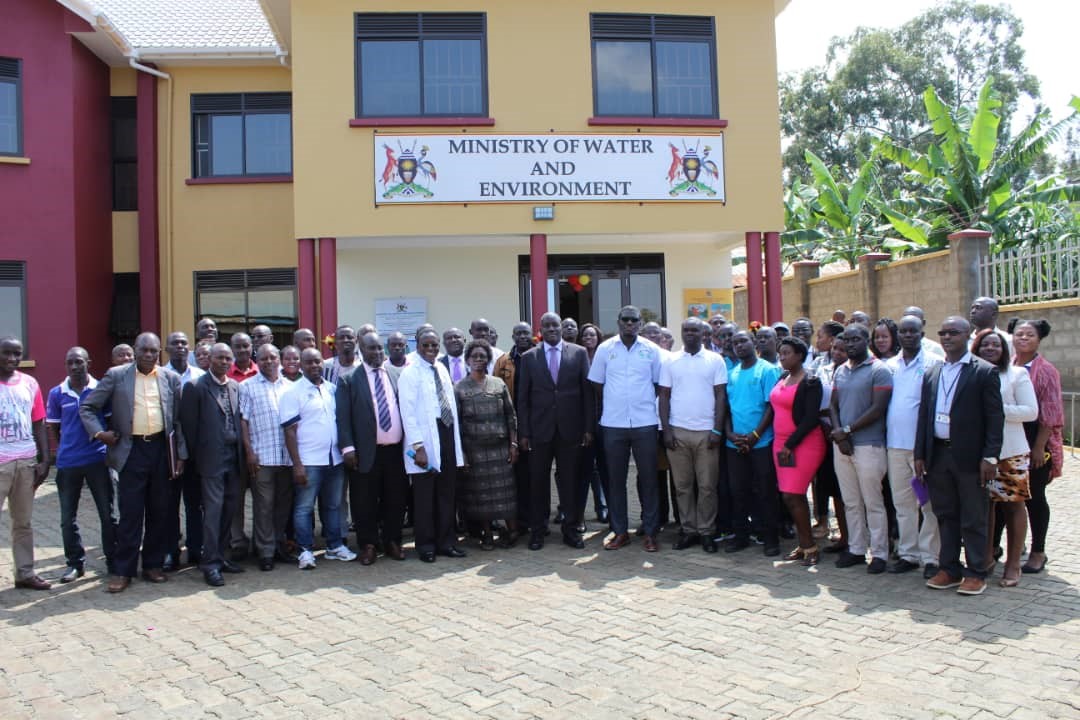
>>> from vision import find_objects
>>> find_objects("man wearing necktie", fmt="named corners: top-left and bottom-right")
top-left (518, 313), bottom-right (595, 550)
top-left (398, 328), bottom-right (467, 562)
top-left (337, 332), bottom-right (408, 564)
top-left (438, 328), bottom-right (467, 384)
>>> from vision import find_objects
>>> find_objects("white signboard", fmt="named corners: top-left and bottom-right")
top-left (374, 133), bottom-right (724, 205)
top-left (375, 297), bottom-right (427, 341)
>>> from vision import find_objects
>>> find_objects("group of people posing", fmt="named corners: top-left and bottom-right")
top-left (0, 296), bottom-right (1064, 598)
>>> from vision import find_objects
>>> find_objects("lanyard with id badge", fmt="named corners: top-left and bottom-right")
top-left (936, 366), bottom-right (962, 432)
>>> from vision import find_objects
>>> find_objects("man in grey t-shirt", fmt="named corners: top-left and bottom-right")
top-left (829, 324), bottom-right (893, 574)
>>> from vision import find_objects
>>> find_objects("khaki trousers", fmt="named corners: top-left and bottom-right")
top-left (667, 427), bottom-right (720, 536)
top-left (0, 458), bottom-right (37, 580)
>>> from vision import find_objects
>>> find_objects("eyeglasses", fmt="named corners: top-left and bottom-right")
top-left (618, 316), bottom-right (641, 323)
top-left (937, 330), bottom-right (963, 337)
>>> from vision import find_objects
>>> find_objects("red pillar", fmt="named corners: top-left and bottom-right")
top-left (297, 238), bottom-right (317, 333)
top-left (318, 237), bottom-right (338, 349)
top-left (745, 231), bottom-right (764, 324)
top-left (764, 230), bottom-right (783, 324)
top-left (136, 69), bottom-right (160, 333)
top-left (529, 234), bottom-right (548, 331)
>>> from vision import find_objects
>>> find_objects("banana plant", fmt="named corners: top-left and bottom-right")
top-left (877, 81), bottom-right (1080, 250)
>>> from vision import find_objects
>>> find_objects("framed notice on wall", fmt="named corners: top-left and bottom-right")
top-left (374, 133), bottom-right (725, 205)
top-left (375, 297), bottom-right (427, 346)
top-left (684, 288), bottom-right (733, 320)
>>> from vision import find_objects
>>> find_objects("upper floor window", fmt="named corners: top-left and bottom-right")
top-left (111, 97), bottom-right (137, 210)
top-left (194, 268), bottom-right (298, 341)
top-left (0, 57), bottom-right (23, 155)
top-left (355, 13), bottom-right (487, 117)
top-left (191, 93), bottom-right (292, 178)
top-left (591, 14), bottom-right (717, 118)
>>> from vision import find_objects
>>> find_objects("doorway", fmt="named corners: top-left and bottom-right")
top-left (519, 254), bottom-right (665, 336)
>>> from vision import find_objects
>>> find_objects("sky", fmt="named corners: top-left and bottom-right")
top-left (775, 0), bottom-right (1078, 122)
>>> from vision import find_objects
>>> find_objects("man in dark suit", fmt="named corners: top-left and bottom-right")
top-left (518, 312), bottom-right (594, 550)
top-left (80, 332), bottom-right (186, 593)
top-left (181, 342), bottom-right (247, 586)
top-left (915, 316), bottom-right (1003, 596)
top-left (337, 331), bottom-right (408, 564)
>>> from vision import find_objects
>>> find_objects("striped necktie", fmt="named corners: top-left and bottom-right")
top-left (373, 368), bottom-right (392, 432)
top-left (432, 365), bottom-right (454, 427)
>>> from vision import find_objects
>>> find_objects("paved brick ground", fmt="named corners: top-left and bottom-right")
top-left (2, 456), bottom-right (1079, 719)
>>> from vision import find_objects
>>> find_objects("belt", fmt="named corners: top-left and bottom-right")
top-left (133, 431), bottom-right (165, 443)
top-left (933, 438), bottom-right (952, 447)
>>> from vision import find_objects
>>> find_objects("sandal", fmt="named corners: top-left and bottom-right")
top-left (999, 573), bottom-right (1020, 588)
top-left (784, 547), bottom-right (805, 561)
top-left (802, 545), bottom-right (820, 566)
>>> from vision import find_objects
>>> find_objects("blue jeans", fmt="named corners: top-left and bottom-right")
top-left (56, 462), bottom-right (116, 573)
top-left (292, 464), bottom-right (345, 552)
top-left (602, 425), bottom-right (659, 536)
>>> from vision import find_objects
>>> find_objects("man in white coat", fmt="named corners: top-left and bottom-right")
top-left (398, 328), bottom-right (465, 563)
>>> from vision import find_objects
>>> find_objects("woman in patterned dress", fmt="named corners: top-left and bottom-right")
top-left (972, 329), bottom-right (1038, 587)
top-left (454, 339), bottom-right (520, 549)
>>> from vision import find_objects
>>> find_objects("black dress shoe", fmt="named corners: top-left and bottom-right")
top-left (596, 509), bottom-right (609, 523)
top-left (702, 537), bottom-right (718, 553)
top-left (60, 566), bottom-right (84, 584)
top-left (562, 534), bottom-right (585, 550)
top-left (835, 551), bottom-right (866, 568)
top-left (259, 558), bottom-right (275, 572)
top-left (888, 559), bottom-right (920, 574)
top-left (162, 554), bottom-right (179, 573)
top-left (221, 560), bottom-right (245, 574)
top-left (674, 534), bottom-right (700, 550)
top-left (529, 534), bottom-right (544, 551)
top-left (439, 547), bottom-right (467, 558)
top-left (553, 510), bottom-right (566, 525)
top-left (724, 538), bottom-right (749, 553)
top-left (419, 551), bottom-right (436, 563)
top-left (867, 557), bottom-right (887, 574)
top-left (575, 523), bottom-right (587, 534)
top-left (922, 563), bottom-right (939, 579)
top-left (764, 544), bottom-right (781, 557)
top-left (203, 569), bottom-right (225, 587)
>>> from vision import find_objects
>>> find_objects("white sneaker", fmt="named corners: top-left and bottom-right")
top-left (297, 550), bottom-right (317, 569)
top-left (324, 545), bottom-right (357, 562)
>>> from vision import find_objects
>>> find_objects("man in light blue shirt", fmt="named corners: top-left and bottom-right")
top-left (587, 306), bottom-right (663, 552)
top-left (724, 331), bottom-right (782, 556)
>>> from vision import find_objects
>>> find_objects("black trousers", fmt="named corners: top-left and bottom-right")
top-left (167, 461), bottom-right (202, 561)
top-left (726, 445), bottom-right (779, 545)
top-left (529, 431), bottom-right (583, 534)
top-left (926, 441), bottom-right (989, 579)
top-left (349, 442), bottom-right (408, 547)
top-left (411, 423), bottom-right (458, 554)
top-left (200, 446), bottom-right (241, 572)
top-left (114, 436), bottom-right (171, 578)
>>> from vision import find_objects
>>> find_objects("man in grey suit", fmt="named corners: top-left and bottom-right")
top-left (518, 312), bottom-right (595, 550)
top-left (337, 332), bottom-right (408, 565)
top-left (80, 332), bottom-right (186, 593)
top-left (181, 343), bottom-right (246, 587)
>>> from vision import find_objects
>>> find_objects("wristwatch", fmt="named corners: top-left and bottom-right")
top-left (842, 425), bottom-right (852, 434)
top-left (983, 457), bottom-right (998, 465)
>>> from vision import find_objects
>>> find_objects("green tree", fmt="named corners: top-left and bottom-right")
top-left (877, 83), bottom-right (1080, 250)
top-left (779, 0), bottom-right (1039, 185)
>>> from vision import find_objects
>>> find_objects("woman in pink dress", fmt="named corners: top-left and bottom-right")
top-left (770, 337), bottom-right (827, 565)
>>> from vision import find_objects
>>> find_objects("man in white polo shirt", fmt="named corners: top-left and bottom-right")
top-left (659, 318), bottom-right (727, 553)
top-left (281, 347), bottom-right (356, 569)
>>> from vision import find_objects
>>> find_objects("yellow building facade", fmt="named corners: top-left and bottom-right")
top-left (105, 0), bottom-right (789, 345)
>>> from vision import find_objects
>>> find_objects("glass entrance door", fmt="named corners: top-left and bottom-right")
top-left (519, 254), bottom-right (665, 336)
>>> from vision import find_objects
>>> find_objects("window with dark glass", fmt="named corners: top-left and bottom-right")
top-left (0, 262), bottom-right (28, 348)
top-left (194, 269), bottom-right (298, 341)
top-left (355, 13), bottom-right (487, 117)
top-left (111, 97), bottom-right (137, 210)
top-left (591, 14), bottom-right (717, 118)
top-left (0, 57), bottom-right (22, 155)
top-left (191, 93), bottom-right (292, 178)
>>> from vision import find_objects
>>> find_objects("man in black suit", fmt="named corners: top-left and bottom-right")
top-left (181, 343), bottom-right (246, 587)
top-left (915, 316), bottom-right (1003, 596)
top-left (518, 312), bottom-right (595, 550)
top-left (336, 332), bottom-right (408, 564)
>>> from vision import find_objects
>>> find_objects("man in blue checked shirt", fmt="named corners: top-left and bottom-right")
top-left (46, 347), bottom-right (115, 583)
